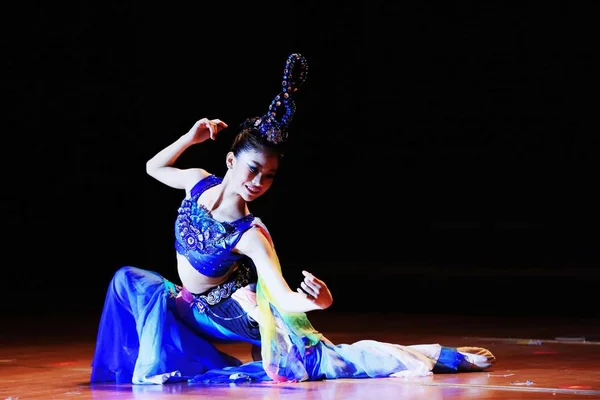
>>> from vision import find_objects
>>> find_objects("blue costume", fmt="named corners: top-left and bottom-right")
top-left (90, 53), bottom-right (494, 385)
top-left (90, 174), bottom-right (495, 385)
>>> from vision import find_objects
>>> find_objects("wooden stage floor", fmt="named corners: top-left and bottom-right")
top-left (1, 311), bottom-right (600, 399)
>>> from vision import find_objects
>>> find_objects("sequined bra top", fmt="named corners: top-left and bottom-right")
top-left (174, 175), bottom-right (255, 278)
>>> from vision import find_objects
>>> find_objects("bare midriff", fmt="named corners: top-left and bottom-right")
top-left (176, 253), bottom-right (235, 295)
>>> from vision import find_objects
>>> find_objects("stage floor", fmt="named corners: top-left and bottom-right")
top-left (1, 312), bottom-right (600, 399)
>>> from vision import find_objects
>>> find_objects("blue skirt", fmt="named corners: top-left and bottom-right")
top-left (90, 266), bottom-right (261, 384)
top-left (90, 266), bottom-right (495, 384)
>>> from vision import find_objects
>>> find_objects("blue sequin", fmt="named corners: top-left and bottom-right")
top-left (174, 175), bottom-right (255, 278)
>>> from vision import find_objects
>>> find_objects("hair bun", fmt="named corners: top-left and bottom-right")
top-left (255, 53), bottom-right (308, 145)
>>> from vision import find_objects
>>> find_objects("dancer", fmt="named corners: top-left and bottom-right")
top-left (90, 53), bottom-right (495, 385)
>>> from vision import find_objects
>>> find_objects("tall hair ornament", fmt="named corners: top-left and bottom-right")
top-left (255, 53), bottom-right (308, 144)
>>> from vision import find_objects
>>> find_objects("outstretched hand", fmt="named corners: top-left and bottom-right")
top-left (297, 270), bottom-right (333, 310)
top-left (186, 118), bottom-right (228, 144)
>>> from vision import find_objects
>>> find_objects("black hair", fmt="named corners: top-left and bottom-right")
top-left (230, 53), bottom-right (308, 162)
top-left (230, 117), bottom-right (287, 161)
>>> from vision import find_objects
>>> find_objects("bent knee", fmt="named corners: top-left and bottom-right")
top-left (111, 266), bottom-right (142, 286)
top-left (109, 266), bottom-right (162, 296)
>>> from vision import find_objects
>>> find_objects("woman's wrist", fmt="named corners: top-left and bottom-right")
top-left (176, 133), bottom-right (202, 150)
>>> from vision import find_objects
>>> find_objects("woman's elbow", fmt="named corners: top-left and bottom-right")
top-left (146, 160), bottom-right (158, 177)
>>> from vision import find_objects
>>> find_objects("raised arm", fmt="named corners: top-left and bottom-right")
top-left (146, 118), bottom-right (228, 190)
top-left (235, 227), bottom-right (333, 313)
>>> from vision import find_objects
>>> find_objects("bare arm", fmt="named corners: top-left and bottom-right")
top-left (235, 227), bottom-right (333, 313)
top-left (145, 118), bottom-right (228, 190)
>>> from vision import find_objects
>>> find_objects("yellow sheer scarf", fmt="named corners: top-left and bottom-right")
top-left (252, 223), bottom-right (323, 382)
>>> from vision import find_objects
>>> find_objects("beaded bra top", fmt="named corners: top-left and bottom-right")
top-left (174, 175), bottom-right (255, 278)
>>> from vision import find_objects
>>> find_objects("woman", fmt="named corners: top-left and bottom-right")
top-left (90, 53), bottom-right (495, 385)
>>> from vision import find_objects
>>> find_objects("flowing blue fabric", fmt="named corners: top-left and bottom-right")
top-left (90, 267), bottom-right (494, 384)
top-left (90, 174), bottom-right (495, 385)
top-left (90, 266), bottom-right (254, 384)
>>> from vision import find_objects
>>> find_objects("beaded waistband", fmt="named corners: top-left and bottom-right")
top-left (179, 265), bottom-right (251, 313)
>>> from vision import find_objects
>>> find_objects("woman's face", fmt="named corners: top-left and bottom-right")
top-left (229, 149), bottom-right (279, 202)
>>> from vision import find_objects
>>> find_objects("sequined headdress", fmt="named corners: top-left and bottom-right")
top-left (254, 53), bottom-right (308, 145)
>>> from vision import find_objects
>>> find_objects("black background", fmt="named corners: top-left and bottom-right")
top-left (3, 1), bottom-right (599, 323)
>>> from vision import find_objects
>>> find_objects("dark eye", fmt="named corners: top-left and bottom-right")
top-left (249, 165), bottom-right (258, 173)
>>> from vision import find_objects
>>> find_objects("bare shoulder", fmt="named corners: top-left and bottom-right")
top-left (182, 168), bottom-right (211, 194)
top-left (236, 222), bottom-right (273, 256)
top-left (251, 216), bottom-right (269, 232)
